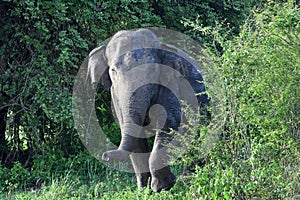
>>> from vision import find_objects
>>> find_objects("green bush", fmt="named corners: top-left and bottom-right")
top-left (183, 1), bottom-right (300, 199)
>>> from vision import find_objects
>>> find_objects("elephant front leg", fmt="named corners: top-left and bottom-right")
top-left (130, 137), bottom-right (151, 189)
top-left (149, 132), bottom-right (176, 192)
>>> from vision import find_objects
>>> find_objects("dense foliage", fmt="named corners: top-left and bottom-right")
top-left (0, 0), bottom-right (256, 165)
top-left (0, 0), bottom-right (299, 199)
top-left (185, 1), bottom-right (300, 198)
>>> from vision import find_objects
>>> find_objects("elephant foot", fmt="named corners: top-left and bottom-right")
top-left (151, 168), bottom-right (176, 192)
top-left (136, 172), bottom-right (151, 189)
top-left (102, 149), bottom-right (131, 162)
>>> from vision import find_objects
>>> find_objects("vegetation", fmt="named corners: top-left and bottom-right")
top-left (0, 0), bottom-right (299, 199)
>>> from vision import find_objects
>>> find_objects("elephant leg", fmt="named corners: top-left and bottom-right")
top-left (130, 137), bottom-right (151, 189)
top-left (149, 132), bottom-right (176, 192)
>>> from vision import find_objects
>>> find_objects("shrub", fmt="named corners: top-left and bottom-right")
top-left (184, 1), bottom-right (300, 199)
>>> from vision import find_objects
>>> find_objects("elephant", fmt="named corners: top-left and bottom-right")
top-left (87, 28), bottom-right (209, 192)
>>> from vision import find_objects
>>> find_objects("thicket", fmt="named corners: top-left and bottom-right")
top-left (183, 1), bottom-right (300, 198)
top-left (0, 0), bottom-right (299, 199)
top-left (0, 0), bottom-right (255, 166)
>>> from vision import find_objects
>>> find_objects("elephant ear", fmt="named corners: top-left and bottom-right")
top-left (87, 45), bottom-right (112, 90)
top-left (159, 43), bottom-right (209, 107)
top-left (160, 43), bottom-right (203, 77)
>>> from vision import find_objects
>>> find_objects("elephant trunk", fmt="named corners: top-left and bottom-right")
top-left (102, 99), bottom-right (148, 162)
top-left (102, 149), bottom-right (131, 162)
top-left (102, 85), bottom-right (153, 162)
top-left (102, 133), bottom-right (137, 162)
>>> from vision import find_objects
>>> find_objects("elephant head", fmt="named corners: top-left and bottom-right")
top-left (88, 29), bottom-right (162, 160)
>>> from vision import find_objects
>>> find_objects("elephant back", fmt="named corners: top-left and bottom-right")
top-left (158, 43), bottom-right (210, 108)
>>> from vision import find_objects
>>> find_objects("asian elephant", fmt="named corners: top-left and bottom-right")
top-left (87, 28), bottom-right (209, 192)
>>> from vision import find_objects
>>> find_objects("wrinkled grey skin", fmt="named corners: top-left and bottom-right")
top-left (87, 29), bottom-right (209, 192)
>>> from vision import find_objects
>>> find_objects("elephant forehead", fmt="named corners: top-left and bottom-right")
top-left (106, 29), bottom-right (160, 62)
top-left (114, 48), bottom-right (159, 69)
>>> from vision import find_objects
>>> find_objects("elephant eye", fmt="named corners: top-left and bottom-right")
top-left (110, 67), bottom-right (117, 74)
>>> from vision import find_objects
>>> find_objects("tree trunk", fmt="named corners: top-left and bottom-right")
top-left (0, 107), bottom-right (8, 163)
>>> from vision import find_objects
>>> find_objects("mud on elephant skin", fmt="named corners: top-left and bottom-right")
top-left (87, 28), bottom-right (209, 192)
